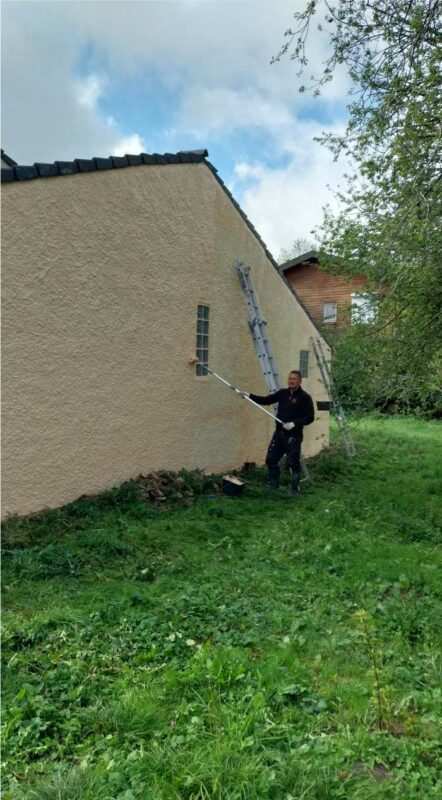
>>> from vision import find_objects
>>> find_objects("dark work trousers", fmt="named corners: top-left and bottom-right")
top-left (265, 430), bottom-right (301, 488)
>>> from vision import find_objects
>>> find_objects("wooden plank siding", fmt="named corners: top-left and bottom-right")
top-left (284, 262), bottom-right (367, 330)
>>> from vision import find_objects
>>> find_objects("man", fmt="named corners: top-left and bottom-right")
top-left (240, 371), bottom-right (314, 496)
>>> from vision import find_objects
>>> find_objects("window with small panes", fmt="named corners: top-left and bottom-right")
top-left (196, 305), bottom-right (210, 376)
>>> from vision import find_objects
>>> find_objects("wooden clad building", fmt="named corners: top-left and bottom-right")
top-left (280, 250), bottom-right (367, 332)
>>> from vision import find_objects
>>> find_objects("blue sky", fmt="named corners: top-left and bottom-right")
top-left (2, 0), bottom-right (351, 258)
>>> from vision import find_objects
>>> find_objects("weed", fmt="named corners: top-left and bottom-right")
top-left (6, 549), bottom-right (44, 580)
top-left (13, 766), bottom-right (108, 800)
top-left (76, 529), bottom-right (132, 557)
top-left (353, 610), bottom-right (386, 731)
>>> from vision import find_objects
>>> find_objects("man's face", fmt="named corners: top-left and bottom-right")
top-left (288, 372), bottom-right (301, 390)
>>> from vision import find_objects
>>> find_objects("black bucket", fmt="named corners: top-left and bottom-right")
top-left (222, 475), bottom-right (245, 497)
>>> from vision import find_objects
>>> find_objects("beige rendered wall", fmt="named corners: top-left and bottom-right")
top-left (2, 163), bottom-right (329, 517)
top-left (207, 178), bottom-right (330, 467)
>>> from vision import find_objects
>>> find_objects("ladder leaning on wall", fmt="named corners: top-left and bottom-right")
top-left (235, 261), bottom-right (312, 484)
top-left (310, 336), bottom-right (356, 458)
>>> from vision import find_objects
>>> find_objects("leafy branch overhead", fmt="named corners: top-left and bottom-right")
top-left (274, 0), bottom-right (442, 408)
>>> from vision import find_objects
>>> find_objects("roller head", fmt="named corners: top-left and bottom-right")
top-left (188, 356), bottom-right (199, 365)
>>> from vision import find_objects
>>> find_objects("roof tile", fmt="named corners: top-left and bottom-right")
top-left (14, 166), bottom-right (39, 180)
top-left (75, 159), bottom-right (97, 173)
top-left (35, 163), bottom-right (60, 177)
top-left (112, 156), bottom-right (128, 168)
top-left (55, 161), bottom-right (79, 175)
top-left (94, 157), bottom-right (113, 170)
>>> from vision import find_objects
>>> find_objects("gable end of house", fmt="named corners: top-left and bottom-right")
top-left (2, 147), bottom-right (324, 338)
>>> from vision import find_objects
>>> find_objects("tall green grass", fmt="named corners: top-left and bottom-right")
top-left (2, 416), bottom-right (441, 799)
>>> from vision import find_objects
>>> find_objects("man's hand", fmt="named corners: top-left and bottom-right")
top-left (238, 391), bottom-right (250, 399)
top-left (283, 422), bottom-right (295, 431)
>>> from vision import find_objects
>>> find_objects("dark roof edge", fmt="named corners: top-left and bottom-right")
top-left (203, 164), bottom-right (324, 338)
top-left (204, 161), bottom-right (276, 265)
top-left (1, 149), bottom-right (18, 167)
top-left (279, 250), bottom-right (319, 272)
top-left (0, 149), bottom-right (209, 183)
top-left (1, 146), bottom-right (324, 338)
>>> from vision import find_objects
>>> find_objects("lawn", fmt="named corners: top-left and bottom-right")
top-left (2, 416), bottom-right (441, 799)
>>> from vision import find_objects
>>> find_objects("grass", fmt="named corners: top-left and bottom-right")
top-left (2, 415), bottom-right (441, 799)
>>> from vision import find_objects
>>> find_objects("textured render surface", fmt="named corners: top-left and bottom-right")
top-left (2, 163), bottom-right (329, 517)
top-left (210, 181), bottom-right (330, 467)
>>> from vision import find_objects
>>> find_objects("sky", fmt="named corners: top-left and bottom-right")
top-left (1, 0), bottom-right (351, 259)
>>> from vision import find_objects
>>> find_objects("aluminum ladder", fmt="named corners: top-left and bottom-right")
top-left (236, 261), bottom-right (312, 483)
top-left (310, 336), bottom-right (356, 458)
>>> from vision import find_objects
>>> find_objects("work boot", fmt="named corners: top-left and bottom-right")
top-left (266, 465), bottom-right (280, 490)
top-left (288, 471), bottom-right (300, 498)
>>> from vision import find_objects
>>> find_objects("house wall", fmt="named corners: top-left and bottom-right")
top-left (285, 262), bottom-right (366, 330)
top-left (2, 163), bottom-right (329, 517)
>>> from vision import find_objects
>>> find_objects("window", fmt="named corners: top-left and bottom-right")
top-left (196, 305), bottom-right (209, 376)
top-left (323, 302), bottom-right (337, 323)
top-left (351, 293), bottom-right (377, 324)
top-left (299, 350), bottom-right (309, 378)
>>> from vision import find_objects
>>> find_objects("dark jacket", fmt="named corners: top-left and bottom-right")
top-left (249, 387), bottom-right (314, 439)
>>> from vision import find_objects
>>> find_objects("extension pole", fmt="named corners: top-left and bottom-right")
top-left (191, 360), bottom-right (283, 425)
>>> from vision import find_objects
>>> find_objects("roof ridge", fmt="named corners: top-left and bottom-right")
top-left (279, 250), bottom-right (319, 271)
top-left (1, 149), bottom-right (209, 183)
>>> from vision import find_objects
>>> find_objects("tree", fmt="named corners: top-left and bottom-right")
top-left (273, 0), bottom-right (442, 411)
top-left (278, 237), bottom-right (317, 264)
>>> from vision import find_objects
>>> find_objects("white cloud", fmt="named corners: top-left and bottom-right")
top-left (1, 2), bottom-right (145, 162)
top-left (171, 86), bottom-right (294, 140)
top-left (237, 159), bottom-right (343, 257)
top-left (1, 0), bottom-right (352, 249)
top-left (51, 0), bottom-right (350, 102)
top-left (230, 121), bottom-right (349, 257)
top-left (233, 162), bottom-right (265, 182)
top-left (76, 74), bottom-right (106, 110)
top-left (112, 134), bottom-right (145, 157)
top-left (2, 1), bottom-right (351, 157)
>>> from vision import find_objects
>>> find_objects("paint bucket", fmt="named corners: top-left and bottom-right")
top-left (222, 475), bottom-right (245, 498)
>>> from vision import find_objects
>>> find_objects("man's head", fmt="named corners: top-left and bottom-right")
top-left (288, 370), bottom-right (302, 390)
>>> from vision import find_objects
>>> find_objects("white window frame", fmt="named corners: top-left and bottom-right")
top-left (196, 305), bottom-right (210, 376)
top-left (322, 302), bottom-right (337, 324)
top-left (351, 293), bottom-right (376, 324)
top-left (299, 349), bottom-right (309, 378)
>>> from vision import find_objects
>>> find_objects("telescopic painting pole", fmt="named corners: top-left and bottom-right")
top-left (188, 358), bottom-right (283, 425)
